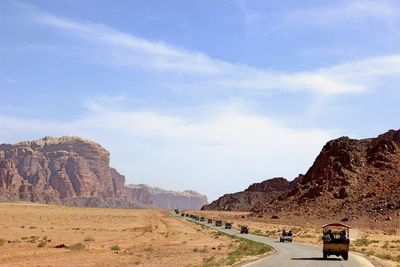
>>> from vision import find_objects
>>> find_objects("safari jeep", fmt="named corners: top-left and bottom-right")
top-left (279, 230), bottom-right (293, 242)
top-left (240, 226), bottom-right (249, 234)
top-left (215, 220), bottom-right (223, 227)
top-left (225, 222), bottom-right (232, 229)
top-left (322, 223), bottom-right (350, 260)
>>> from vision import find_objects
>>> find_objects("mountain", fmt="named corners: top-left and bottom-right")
top-left (126, 184), bottom-right (208, 210)
top-left (202, 129), bottom-right (400, 221)
top-left (0, 136), bottom-right (207, 210)
top-left (201, 177), bottom-right (302, 211)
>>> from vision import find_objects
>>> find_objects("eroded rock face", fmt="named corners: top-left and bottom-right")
top-left (0, 136), bottom-right (128, 206)
top-left (126, 184), bottom-right (208, 210)
top-left (201, 177), bottom-right (302, 211)
top-left (254, 129), bottom-right (400, 220)
top-left (0, 136), bottom-right (208, 210)
top-left (203, 129), bottom-right (400, 221)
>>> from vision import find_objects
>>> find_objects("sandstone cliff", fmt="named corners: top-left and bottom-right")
top-left (202, 177), bottom-right (302, 211)
top-left (203, 130), bottom-right (400, 222)
top-left (126, 184), bottom-right (208, 210)
top-left (260, 129), bottom-right (400, 220)
top-left (0, 136), bottom-right (208, 210)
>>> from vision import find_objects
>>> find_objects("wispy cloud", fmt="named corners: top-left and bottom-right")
top-left (4, 78), bottom-right (20, 84)
top-left (239, 0), bottom-right (400, 32)
top-left (30, 12), bottom-right (381, 96)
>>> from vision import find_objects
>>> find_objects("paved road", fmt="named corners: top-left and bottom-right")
top-left (177, 215), bottom-right (374, 267)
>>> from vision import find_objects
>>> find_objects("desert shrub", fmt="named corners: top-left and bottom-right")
top-left (199, 247), bottom-right (208, 253)
top-left (202, 256), bottom-right (217, 267)
top-left (193, 247), bottom-right (199, 252)
top-left (366, 250), bottom-right (374, 256)
top-left (353, 238), bottom-right (370, 246)
top-left (110, 245), bottom-right (120, 251)
top-left (381, 242), bottom-right (389, 249)
top-left (37, 241), bottom-right (47, 248)
top-left (144, 247), bottom-right (153, 252)
top-left (376, 254), bottom-right (393, 260)
top-left (84, 236), bottom-right (95, 242)
top-left (69, 243), bottom-right (85, 251)
top-left (0, 239), bottom-right (5, 246)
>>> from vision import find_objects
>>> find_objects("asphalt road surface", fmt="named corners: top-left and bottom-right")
top-left (178, 215), bottom-right (374, 267)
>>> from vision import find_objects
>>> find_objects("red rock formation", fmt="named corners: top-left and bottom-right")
top-left (255, 130), bottom-right (400, 221)
top-left (0, 136), bottom-right (208, 209)
top-left (201, 177), bottom-right (302, 211)
top-left (203, 129), bottom-right (400, 222)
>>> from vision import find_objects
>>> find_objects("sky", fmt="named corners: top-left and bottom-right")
top-left (1, 0), bottom-right (400, 202)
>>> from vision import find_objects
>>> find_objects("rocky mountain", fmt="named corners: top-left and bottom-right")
top-left (202, 177), bottom-right (302, 211)
top-left (0, 136), bottom-right (208, 210)
top-left (202, 129), bottom-right (400, 222)
top-left (126, 184), bottom-right (208, 210)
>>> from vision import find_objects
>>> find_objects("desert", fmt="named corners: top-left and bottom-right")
top-left (0, 203), bottom-right (273, 267)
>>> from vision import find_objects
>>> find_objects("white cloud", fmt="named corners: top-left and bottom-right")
top-left (0, 102), bottom-right (336, 201)
top-left (33, 12), bottom-right (377, 96)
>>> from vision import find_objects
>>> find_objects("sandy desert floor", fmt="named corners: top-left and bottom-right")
top-left (0, 203), bottom-right (264, 267)
top-left (188, 210), bottom-right (400, 267)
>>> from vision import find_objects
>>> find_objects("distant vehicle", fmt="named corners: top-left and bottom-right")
top-left (280, 230), bottom-right (293, 242)
top-left (207, 219), bottom-right (212, 224)
top-left (194, 216), bottom-right (200, 221)
top-left (322, 223), bottom-right (350, 260)
top-left (181, 213), bottom-right (185, 217)
top-left (225, 222), bottom-right (232, 229)
top-left (215, 220), bottom-right (223, 227)
top-left (240, 226), bottom-right (249, 234)
top-left (200, 217), bottom-right (205, 222)
top-left (174, 209), bottom-right (179, 214)
top-left (185, 214), bottom-right (189, 217)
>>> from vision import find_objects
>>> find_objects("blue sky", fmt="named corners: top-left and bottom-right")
top-left (1, 0), bottom-right (400, 201)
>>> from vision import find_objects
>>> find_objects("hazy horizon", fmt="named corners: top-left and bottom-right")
top-left (2, 0), bottom-right (400, 202)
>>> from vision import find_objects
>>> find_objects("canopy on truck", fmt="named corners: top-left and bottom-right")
top-left (322, 223), bottom-right (350, 229)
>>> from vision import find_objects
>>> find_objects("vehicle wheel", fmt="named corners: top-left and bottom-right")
top-left (343, 253), bottom-right (348, 261)
top-left (280, 239), bottom-right (283, 242)
top-left (323, 252), bottom-right (327, 259)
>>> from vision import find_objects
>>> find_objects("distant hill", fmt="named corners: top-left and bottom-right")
top-left (202, 129), bottom-right (400, 222)
top-left (0, 136), bottom-right (207, 210)
top-left (126, 184), bottom-right (207, 210)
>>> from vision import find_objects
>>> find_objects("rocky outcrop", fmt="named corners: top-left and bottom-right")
top-left (0, 136), bottom-right (208, 210)
top-left (255, 130), bottom-right (400, 220)
top-left (203, 129), bottom-right (400, 221)
top-left (126, 184), bottom-right (208, 210)
top-left (201, 177), bottom-right (302, 211)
